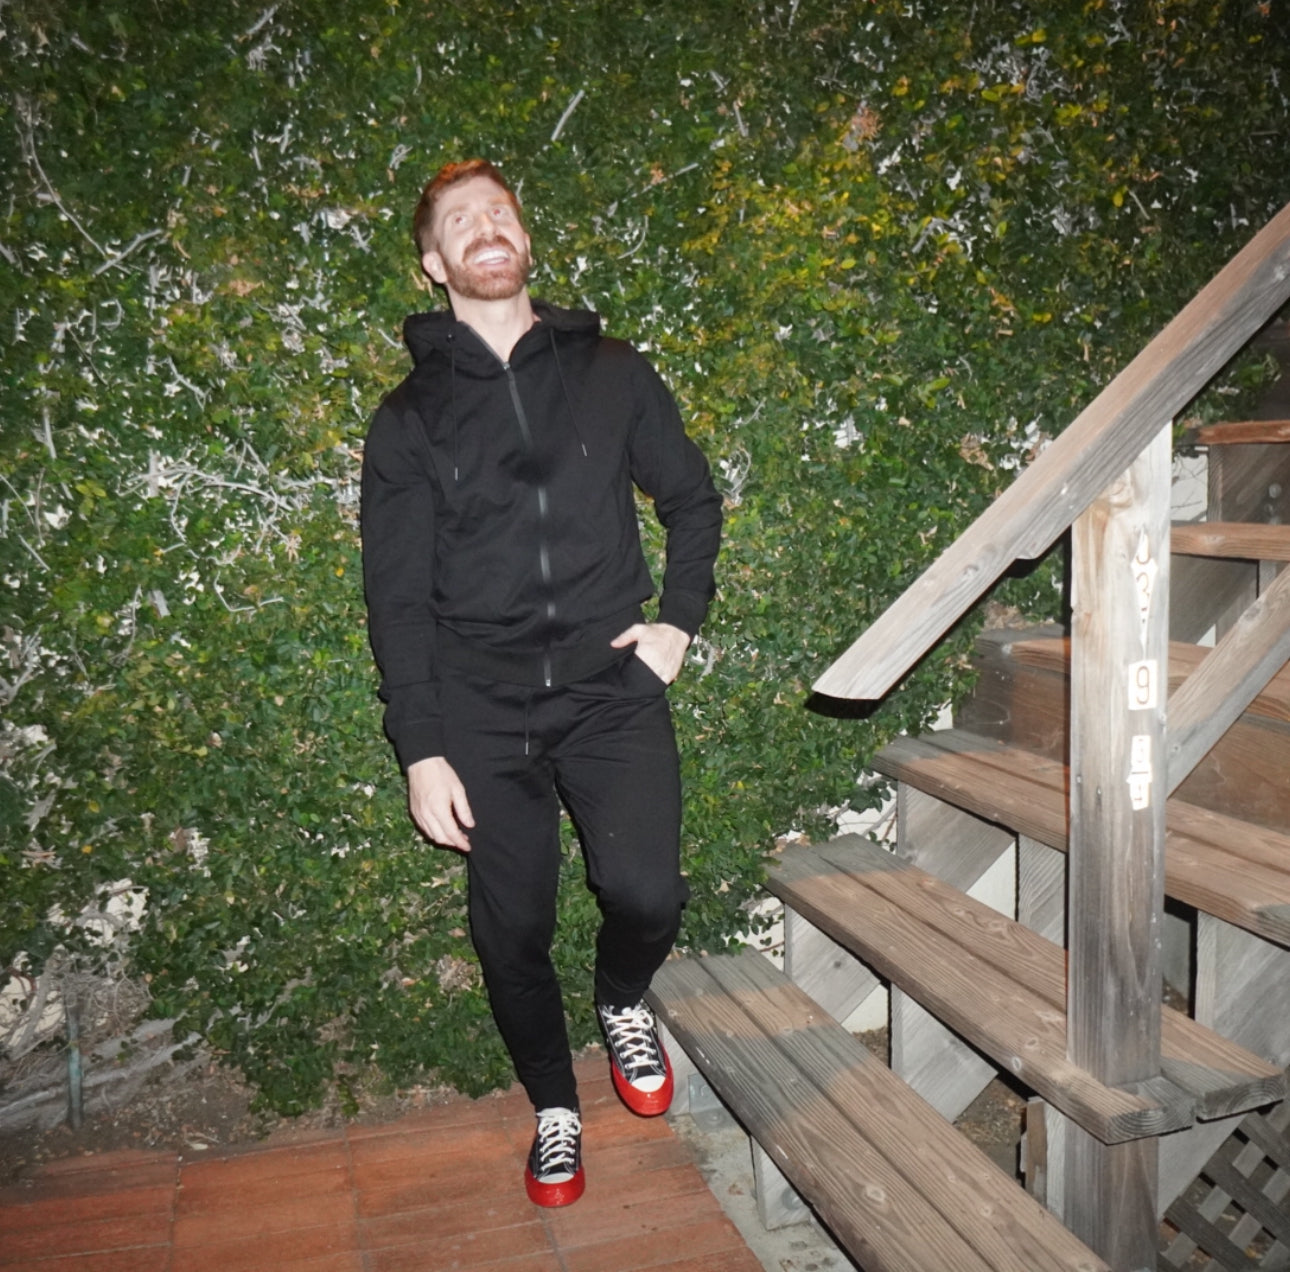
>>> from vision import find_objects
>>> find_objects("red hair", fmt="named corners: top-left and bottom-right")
top-left (412, 159), bottom-right (523, 255)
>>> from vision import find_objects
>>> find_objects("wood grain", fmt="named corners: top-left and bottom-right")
top-left (1171, 520), bottom-right (1290, 561)
top-left (648, 952), bottom-right (1106, 1271)
top-left (1003, 635), bottom-right (1290, 725)
top-left (794, 838), bottom-right (1284, 1116)
top-left (874, 730), bottom-right (1290, 945)
top-left (770, 844), bottom-right (1190, 1142)
top-left (1197, 419), bottom-right (1290, 445)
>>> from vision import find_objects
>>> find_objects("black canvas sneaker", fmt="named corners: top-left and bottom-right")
top-left (524, 1106), bottom-right (585, 1207)
top-left (597, 1001), bottom-right (674, 1117)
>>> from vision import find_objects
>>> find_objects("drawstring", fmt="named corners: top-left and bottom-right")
top-left (523, 689), bottom-right (533, 757)
top-left (449, 339), bottom-right (460, 482)
top-left (549, 328), bottom-right (589, 459)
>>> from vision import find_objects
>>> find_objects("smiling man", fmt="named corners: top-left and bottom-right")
top-left (360, 160), bottom-right (722, 1206)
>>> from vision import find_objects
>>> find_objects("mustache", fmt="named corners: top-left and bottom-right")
top-left (465, 234), bottom-right (523, 260)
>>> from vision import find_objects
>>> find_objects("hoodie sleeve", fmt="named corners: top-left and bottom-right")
top-left (360, 393), bottom-right (444, 771)
top-left (626, 353), bottom-right (724, 639)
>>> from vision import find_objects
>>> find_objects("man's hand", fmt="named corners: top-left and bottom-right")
top-left (611, 621), bottom-right (691, 685)
top-left (407, 756), bottom-right (475, 851)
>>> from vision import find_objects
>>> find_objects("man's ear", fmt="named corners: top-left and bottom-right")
top-left (421, 249), bottom-right (447, 284)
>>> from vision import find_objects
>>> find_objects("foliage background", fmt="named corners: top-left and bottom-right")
top-left (3, 0), bottom-right (1288, 1112)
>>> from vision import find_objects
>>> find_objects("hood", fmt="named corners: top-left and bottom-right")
top-left (403, 299), bottom-right (601, 369)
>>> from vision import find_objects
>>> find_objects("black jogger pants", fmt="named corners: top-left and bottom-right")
top-left (440, 651), bottom-right (689, 1112)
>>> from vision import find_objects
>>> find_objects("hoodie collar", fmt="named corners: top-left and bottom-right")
top-left (403, 299), bottom-right (600, 370)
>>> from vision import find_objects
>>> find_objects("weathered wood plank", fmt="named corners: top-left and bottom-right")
top-left (1197, 419), bottom-right (1290, 445)
top-left (1196, 913), bottom-right (1290, 1068)
top-left (770, 844), bottom-right (1192, 1142)
top-left (1166, 564), bottom-right (1290, 791)
top-left (815, 202), bottom-right (1290, 701)
top-left (654, 952), bottom-right (1107, 1272)
top-left (898, 781), bottom-right (1016, 888)
top-left (814, 837), bottom-right (1064, 1006)
top-left (875, 730), bottom-right (1290, 942)
top-left (1172, 520), bottom-right (1290, 562)
top-left (809, 838), bottom-right (1285, 1118)
top-left (1209, 440), bottom-right (1290, 528)
top-left (890, 991), bottom-right (996, 1123)
top-left (955, 628), bottom-right (1071, 758)
top-left (877, 732), bottom-right (1070, 848)
top-left (648, 955), bottom-right (992, 1271)
top-left (1166, 834), bottom-right (1290, 948)
top-left (892, 787), bottom-right (1006, 1121)
top-left (1169, 799), bottom-right (1290, 877)
top-left (1002, 635), bottom-right (1290, 726)
top-left (1018, 835), bottom-right (1067, 945)
top-left (782, 905), bottom-right (880, 1025)
top-left (960, 632), bottom-right (1290, 831)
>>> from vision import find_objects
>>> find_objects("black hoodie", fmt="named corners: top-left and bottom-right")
top-left (360, 300), bottom-right (723, 770)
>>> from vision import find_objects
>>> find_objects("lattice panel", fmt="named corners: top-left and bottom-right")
top-left (1160, 1101), bottom-right (1290, 1270)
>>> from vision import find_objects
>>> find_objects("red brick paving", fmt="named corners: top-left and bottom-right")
top-left (0, 1056), bottom-right (762, 1272)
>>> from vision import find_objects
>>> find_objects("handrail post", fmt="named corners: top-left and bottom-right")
top-left (1064, 424), bottom-right (1172, 1266)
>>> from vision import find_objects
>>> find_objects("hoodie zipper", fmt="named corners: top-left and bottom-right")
top-left (502, 360), bottom-right (556, 688)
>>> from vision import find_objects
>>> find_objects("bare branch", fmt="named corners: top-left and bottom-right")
top-left (15, 94), bottom-right (107, 259)
top-left (91, 227), bottom-right (165, 278)
top-left (15, 535), bottom-right (50, 573)
top-left (36, 406), bottom-right (55, 460)
top-left (614, 216), bottom-right (650, 260)
top-left (242, 5), bottom-right (280, 41)
top-left (551, 88), bottom-right (586, 142)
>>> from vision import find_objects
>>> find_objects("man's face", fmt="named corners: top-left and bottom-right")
top-left (422, 175), bottom-right (532, 302)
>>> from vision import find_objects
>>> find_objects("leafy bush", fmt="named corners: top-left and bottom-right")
top-left (3, 0), bottom-right (1287, 1112)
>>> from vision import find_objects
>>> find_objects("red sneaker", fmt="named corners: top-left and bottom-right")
top-left (598, 1002), bottom-right (674, 1117)
top-left (524, 1107), bottom-right (585, 1208)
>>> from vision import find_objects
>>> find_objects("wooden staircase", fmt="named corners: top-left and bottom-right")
top-left (650, 205), bottom-right (1290, 1269)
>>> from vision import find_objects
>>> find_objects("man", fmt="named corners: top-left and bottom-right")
top-left (360, 160), bottom-right (722, 1207)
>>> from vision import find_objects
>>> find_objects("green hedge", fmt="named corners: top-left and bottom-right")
top-left (3, 0), bottom-right (1287, 1112)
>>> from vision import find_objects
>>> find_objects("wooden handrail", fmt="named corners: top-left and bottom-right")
top-left (814, 202), bottom-right (1290, 701)
top-left (1166, 566), bottom-right (1290, 792)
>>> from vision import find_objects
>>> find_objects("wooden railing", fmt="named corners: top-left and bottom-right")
top-left (810, 200), bottom-right (1290, 1269)
top-left (814, 201), bottom-right (1290, 705)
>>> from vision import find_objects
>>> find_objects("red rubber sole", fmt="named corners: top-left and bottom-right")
top-left (525, 1165), bottom-right (585, 1208)
top-left (610, 1046), bottom-right (674, 1117)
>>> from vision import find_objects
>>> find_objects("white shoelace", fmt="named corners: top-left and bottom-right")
top-left (600, 1003), bottom-right (666, 1082)
top-left (533, 1107), bottom-right (581, 1181)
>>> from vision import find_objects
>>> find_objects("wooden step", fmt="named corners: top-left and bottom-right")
top-left (647, 951), bottom-right (1106, 1272)
top-left (1172, 520), bottom-right (1290, 561)
top-left (770, 838), bottom-right (1285, 1133)
top-left (874, 729), bottom-right (1290, 950)
top-left (1000, 634), bottom-right (1290, 725)
top-left (957, 634), bottom-right (1290, 834)
top-left (1197, 420), bottom-right (1290, 446)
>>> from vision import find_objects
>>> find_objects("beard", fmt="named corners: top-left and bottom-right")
top-left (442, 235), bottom-right (533, 301)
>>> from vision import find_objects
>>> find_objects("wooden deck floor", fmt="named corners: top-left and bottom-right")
top-left (0, 1056), bottom-right (760, 1272)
